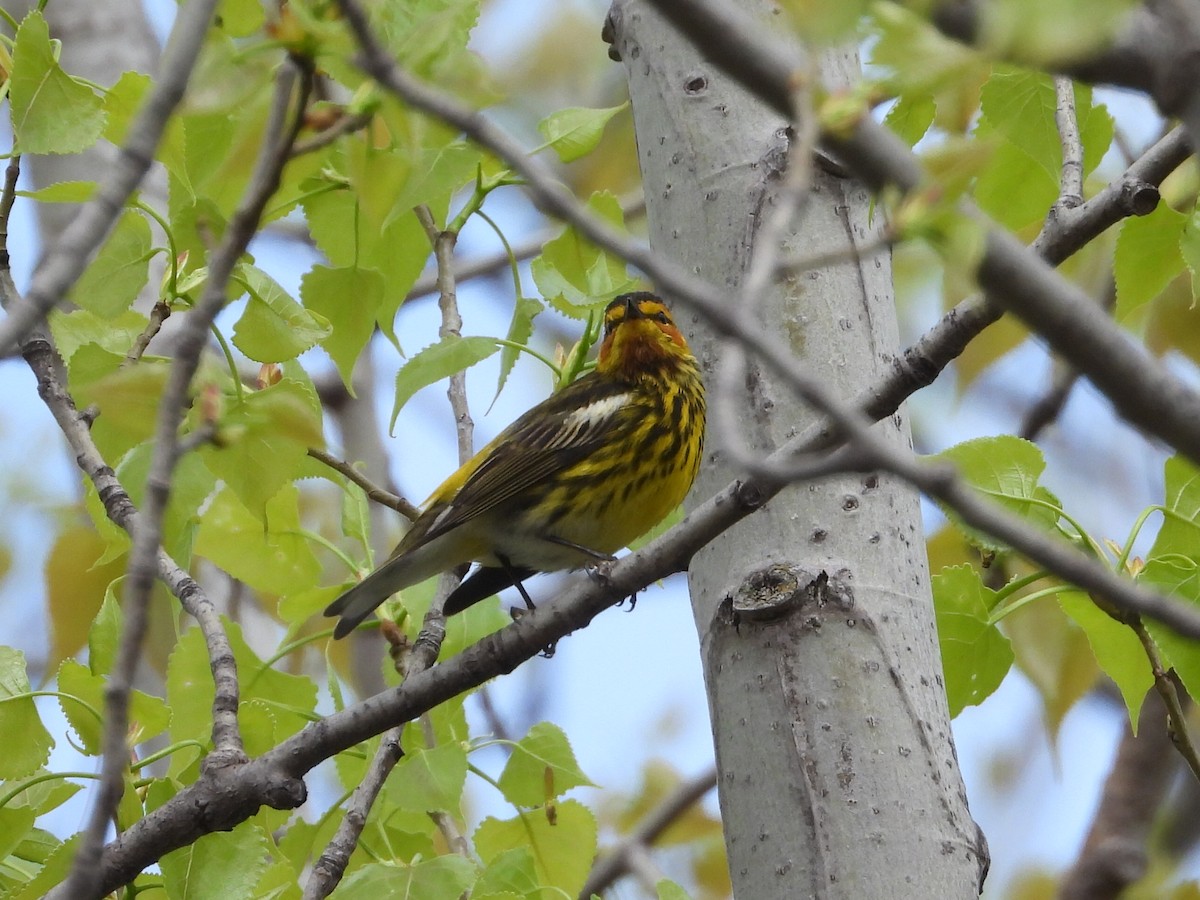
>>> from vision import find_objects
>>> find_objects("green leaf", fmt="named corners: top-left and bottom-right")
top-left (301, 265), bottom-right (385, 391)
top-left (217, 0), bottom-right (266, 37)
top-left (88, 589), bottom-right (123, 677)
top-left (165, 621), bottom-right (317, 775)
top-left (49, 308), bottom-right (150, 363)
top-left (0, 806), bottom-right (36, 861)
top-left (978, 0), bottom-right (1139, 65)
top-left (301, 181), bottom-right (430, 347)
top-left (70, 211), bottom-right (154, 318)
top-left (1140, 456), bottom-right (1200, 710)
top-left (930, 436), bottom-right (1062, 551)
top-left (102, 71), bottom-right (152, 147)
top-left (5, 833), bottom-right (80, 900)
top-left (493, 296), bottom-right (544, 404)
top-left (233, 265), bottom-right (333, 363)
top-left (200, 377), bottom-right (324, 517)
top-left (390, 335), bottom-right (499, 431)
top-left (657, 880), bottom-right (694, 900)
top-left (1059, 591), bottom-right (1152, 729)
top-left (474, 848), bottom-right (541, 897)
top-left (531, 191), bottom-right (640, 316)
top-left (332, 856), bottom-right (476, 900)
top-left (931, 566), bottom-right (1014, 716)
top-left (10, 12), bottom-right (105, 154)
top-left (17, 181), bottom-right (97, 203)
top-left (883, 93), bottom-right (936, 146)
top-left (498, 722), bottom-right (596, 807)
top-left (384, 742), bottom-right (468, 814)
top-left (537, 103), bottom-right (627, 163)
top-left (1180, 203), bottom-right (1200, 304)
top-left (979, 70), bottom-right (1062, 178)
top-left (474, 800), bottom-right (597, 897)
top-left (0, 648), bottom-right (54, 778)
top-left (117, 441), bottom-right (215, 565)
top-left (2, 771), bottom-right (80, 816)
top-left (74, 358), bottom-right (170, 459)
top-left (160, 821), bottom-right (270, 900)
top-left (1115, 201), bottom-right (1187, 321)
top-left (779, 0), bottom-right (869, 43)
top-left (193, 484), bottom-right (322, 597)
top-left (57, 659), bottom-right (170, 755)
top-left (973, 138), bottom-right (1057, 231)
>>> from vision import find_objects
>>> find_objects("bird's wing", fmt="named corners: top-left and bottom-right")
top-left (410, 373), bottom-right (641, 547)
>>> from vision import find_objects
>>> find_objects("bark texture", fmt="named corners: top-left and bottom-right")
top-left (609, 2), bottom-right (988, 895)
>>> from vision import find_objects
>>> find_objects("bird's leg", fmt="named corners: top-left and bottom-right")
top-left (496, 553), bottom-right (537, 611)
top-left (581, 555), bottom-right (638, 611)
top-left (497, 552), bottom-right (557, 658)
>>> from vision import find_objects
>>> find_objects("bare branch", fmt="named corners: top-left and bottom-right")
top-left (307, 447), bottom-right (420, 520)
top-left (1054, 76), bottom-right (1084, 210)
top-left (0, 0), bottom-right (219, 352)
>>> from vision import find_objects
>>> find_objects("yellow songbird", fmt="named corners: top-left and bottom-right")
top-left (325, 292), bottom-right (706, 638)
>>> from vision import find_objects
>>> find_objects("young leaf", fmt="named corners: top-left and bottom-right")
top-left (233, 265), bottom-right (333, 363)
top-left (69, 211), bottom-right (154, 319)
top-left (336, 856), bottom-right (476, 898)
top-left (1115, 202), bottom-right (1187, 322)
top-left (159, 821), bottom-right (271, 900)
top-left (10, 12), bottom-right (106, 154)
top-left (493, 296), bottom-right (544, 404)
top-left (930, 435), bottom-right (1062, 551)
top-left (0, 648), bottom-right (54, 778)
top-left (498, 722), bottom-right (596, 807)
top-left (390, 335), bottom-right (499, 431)
top-left (300, 265), bottom-right (385, 391)
top-left (200, 377), bottom-right (325, 517)
top-left (384, 742), bottom-right (469, 814)
top-left (1059, 592), bottom-right (1152, 730)
top-left (193, 485), bottom-right (322, 597)
top-left (931, 566), bottom-right (1014, 716)
top-left (531, 191), bottom-right (641, 316)
top-left (474, 800), bottom-right (598, 896)
top-left (536, 103), bottom-right (628, 163)
top-left (883, 92), bottom-right (936, 146)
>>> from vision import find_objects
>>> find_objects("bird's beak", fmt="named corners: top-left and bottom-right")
top-left (624, 296), bottom-right (646, 319)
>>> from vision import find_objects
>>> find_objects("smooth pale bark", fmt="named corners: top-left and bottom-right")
top-left (609, 2), bottom-right (988, 895)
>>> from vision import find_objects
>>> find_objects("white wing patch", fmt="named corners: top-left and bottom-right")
top-left (549, 392), bottom-right (633, 448)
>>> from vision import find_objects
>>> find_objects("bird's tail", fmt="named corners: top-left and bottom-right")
top-left (324, 544), bottom-right (444, 638)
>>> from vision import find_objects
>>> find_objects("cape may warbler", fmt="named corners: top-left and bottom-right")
top-left (325, 291), bottom-right (706, 638)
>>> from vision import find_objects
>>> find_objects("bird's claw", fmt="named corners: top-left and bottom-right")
top-left (509, 605), bottom-right (557, 658)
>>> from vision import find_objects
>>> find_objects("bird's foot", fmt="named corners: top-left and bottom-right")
top-left (509, 605), bottom-right (557, 658)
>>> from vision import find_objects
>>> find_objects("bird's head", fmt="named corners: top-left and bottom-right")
top-left (596, 292), bottom-right (694, 378)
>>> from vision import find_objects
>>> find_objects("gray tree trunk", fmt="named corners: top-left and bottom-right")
top-left (608, 2), bottom-right (988, 896)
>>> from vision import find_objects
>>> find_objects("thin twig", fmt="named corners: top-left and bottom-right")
top-left (1054, 76), bottom-right (1085, 210)
top-left (404, 193), bottom-right (645, 302)
top-left (123, 300), bottom-right (172, 366)
top-left (308, 447), bottom-right (420, 520)
top-left (290, 111), bottom-right (372, 157)
top-left (580, 768), bottom-right (718, 898)
top-left (1132, 620), bottom-right (1200, 781)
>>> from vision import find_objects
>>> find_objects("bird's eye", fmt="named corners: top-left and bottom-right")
top-left (653, 311), bottom-right (669, 324)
